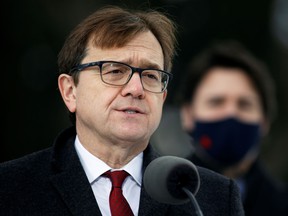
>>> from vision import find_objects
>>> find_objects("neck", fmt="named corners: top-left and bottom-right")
top-left (91, 146), bottom-right (141, 169)
top-left (76, 129), bottom-right (147, 169)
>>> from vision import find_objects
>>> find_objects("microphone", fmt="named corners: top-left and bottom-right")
top-left (143, 155), bottom-right (203, 216)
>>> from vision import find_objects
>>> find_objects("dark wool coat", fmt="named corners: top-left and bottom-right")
top-left (0, 127), bottom-right (244, 216)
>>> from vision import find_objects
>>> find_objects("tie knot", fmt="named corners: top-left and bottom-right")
top-left (104, 170), bottom-right (129, 188)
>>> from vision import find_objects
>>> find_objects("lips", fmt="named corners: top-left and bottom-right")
top-left (124, 110), bottom-right (138, 114)
top-left (118, 107), bottom-right (145, 114)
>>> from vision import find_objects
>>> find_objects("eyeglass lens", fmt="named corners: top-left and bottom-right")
top-left (101, 62), bottom-right (168, 93)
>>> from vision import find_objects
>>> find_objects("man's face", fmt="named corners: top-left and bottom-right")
top-left (181, 67), bottom-right (265, 130)
top-left (60, 31), bottom-right (167, 149)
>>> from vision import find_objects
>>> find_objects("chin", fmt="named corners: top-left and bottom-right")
top-left (117, 129), bottom-right (149, 141)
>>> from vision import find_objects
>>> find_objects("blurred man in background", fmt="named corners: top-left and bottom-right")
top-left (179, 40), bottom-right (288, 216)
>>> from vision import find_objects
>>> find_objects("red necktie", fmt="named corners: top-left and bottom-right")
top-left (104, 170), bottom-right (134, 216)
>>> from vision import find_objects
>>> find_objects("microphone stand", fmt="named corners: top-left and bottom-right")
top-left (182, 187), bottom-right (204, 216)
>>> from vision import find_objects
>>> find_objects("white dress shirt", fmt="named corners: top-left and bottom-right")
top-left (75, 136), bottom-right (143, 216)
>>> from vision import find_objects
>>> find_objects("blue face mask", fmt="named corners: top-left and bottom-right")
top-left (189, 117), bottom-right (261, 167)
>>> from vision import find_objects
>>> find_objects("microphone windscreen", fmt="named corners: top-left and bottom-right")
top-left (143, 155), bottom-right (200, 204)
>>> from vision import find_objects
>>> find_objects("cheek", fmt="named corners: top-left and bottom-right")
top-left (239, 111), bottom-right (264, 123)
top-left (75, 82), bottom-right (111, 113)
top-left (80, 90), bottom-right (116, 110)
top-left (150, 96), bottom-right (165, 123)
top-left (192, 104), bottom-right (223, 121)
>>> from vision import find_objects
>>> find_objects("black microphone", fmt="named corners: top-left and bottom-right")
top-left (143, 155), bottom-right (203, 216)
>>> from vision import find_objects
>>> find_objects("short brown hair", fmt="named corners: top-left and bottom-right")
top-left (58, 5), bottom-right (177, 75)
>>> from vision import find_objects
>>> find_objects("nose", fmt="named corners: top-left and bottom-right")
top-left (121, 73), bottom-right (145, 98)
top-left (222, 103), bottom-right (239, 118)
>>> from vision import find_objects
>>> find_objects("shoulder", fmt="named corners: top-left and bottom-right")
top-left (0, 126), bottom-right (76, 180)
top-left (0, 148), bottom-right (55, 212)
top-left (197, 165), bottom-right (238, 197)
top-left (0, 148), bottom-right (52, 182)
top-left (0, 148), bottom-right (52, 166)
top-left (197, 165), bottom-right (238, 193)
top-left (197, 165), bottom-right (232, 184)
top-left (248, 160), bottom-right (287, 192)
top-left (196, 165), bottom-right (244, 215)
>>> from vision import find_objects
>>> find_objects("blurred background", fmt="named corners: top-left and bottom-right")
top-left (1, 0), bottom-right (288, 182)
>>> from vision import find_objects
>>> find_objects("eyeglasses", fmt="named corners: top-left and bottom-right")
top-left (70, 61), bottom-right (173, 93)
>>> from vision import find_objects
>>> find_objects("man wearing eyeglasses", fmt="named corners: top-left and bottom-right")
top-left (0, 5), bottom-right (244, 216)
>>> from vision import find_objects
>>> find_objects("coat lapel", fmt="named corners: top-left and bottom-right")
top-left (49, 127), bottom-right (102, 216)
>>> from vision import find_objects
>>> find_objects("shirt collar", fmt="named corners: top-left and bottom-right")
top-left (74, 135), bottom-right (143, 186)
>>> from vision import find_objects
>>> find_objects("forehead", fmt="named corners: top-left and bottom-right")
top-left (196, 67), bottom-right (259, 98)
top-left (83, 31), bottom-right (164, 67)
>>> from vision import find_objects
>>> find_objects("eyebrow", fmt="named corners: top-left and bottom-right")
top-left (119, 58), bottom-right (163, 70)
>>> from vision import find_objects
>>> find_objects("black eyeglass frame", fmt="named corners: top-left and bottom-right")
top-left (70, 60), bottom-right (173, 93)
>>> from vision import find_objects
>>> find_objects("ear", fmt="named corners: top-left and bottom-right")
top-left (162, 90), bottom-right (167, 102)
top-left (58, 74), bottom-right (77, 113)
top-left (180, 103), bottom-right (195, 131)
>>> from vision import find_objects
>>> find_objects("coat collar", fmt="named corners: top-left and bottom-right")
top-left (49, 126), bottom-right (169, 216)
top-left (50, 126), bottom-right (102, 216)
